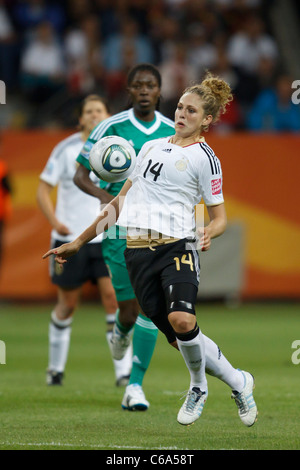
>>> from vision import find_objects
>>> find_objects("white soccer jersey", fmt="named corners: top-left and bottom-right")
top-left (40, 132), bottom-right (103, 243)
top-left (117, 137), bottom-right (224, 239)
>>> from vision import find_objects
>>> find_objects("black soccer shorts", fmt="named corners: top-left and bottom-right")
top-left (124, 238), bottom-right (200, 320)
top-left (50, 239), bottom-right (109, 289)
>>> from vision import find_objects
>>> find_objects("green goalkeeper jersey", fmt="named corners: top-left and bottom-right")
top-left (76, 108), bottom-right (175, 196)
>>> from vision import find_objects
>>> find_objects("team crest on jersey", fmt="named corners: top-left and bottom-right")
top-left (211, 178), bottom-right (222, 195)
top-left (175, 159), bottom-right (188, 171)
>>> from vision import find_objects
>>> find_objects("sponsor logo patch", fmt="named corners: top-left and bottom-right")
top-left (211, 178), bottom-right (222, 195)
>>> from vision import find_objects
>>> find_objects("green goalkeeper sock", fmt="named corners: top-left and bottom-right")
top-left (129, 314), bottom-right (158, 386)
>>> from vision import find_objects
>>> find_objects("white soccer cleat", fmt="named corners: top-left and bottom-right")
top-left (231, 370), bottom-right (258, 426)
top-left (110, 324), bottom-right (133, 360)
top-left (177, 387), bottom-right (207, 426)
top-left (121, 384), bottom-right (150, 411)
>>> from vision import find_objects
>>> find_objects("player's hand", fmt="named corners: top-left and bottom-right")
top-left (197, 227), bottom-right (211, 252)
top-left (42, 241), bottom-right (80, 264)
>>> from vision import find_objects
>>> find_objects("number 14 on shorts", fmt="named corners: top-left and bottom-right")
top-left (173, 253), bottom-right (194, 271)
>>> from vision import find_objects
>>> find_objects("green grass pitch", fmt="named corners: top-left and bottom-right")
top-left (0, 301), bottom-right (299, 450)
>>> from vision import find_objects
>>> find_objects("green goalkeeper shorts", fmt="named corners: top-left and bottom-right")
top-left (101, 225), bottom-right (136, 302)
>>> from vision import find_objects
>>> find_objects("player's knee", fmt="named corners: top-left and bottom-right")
top-left (165, 284), bottom-right (197, 316)
top-left (168, 311), bottom-right (196, 334)
top-left (151, 313), bottom-right (176, 344)
top-left (56, 299), bottom-right (77, 319)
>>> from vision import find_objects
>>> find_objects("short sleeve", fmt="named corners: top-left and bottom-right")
top-left (198, 151), bottom-right (224, 206)
top-left (39, 143), bottom-right (65, 187)
top-left (76, 137), bottom-right (96, 170)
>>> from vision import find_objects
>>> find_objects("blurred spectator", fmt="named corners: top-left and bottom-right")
top-left (0, 1), bottom-right (19, 91)
top-left (211, 50), bottom-right (239, 90)
top-left (1, 1), bottom-right (285, 131)
top-left (153, 16), bottom-right (182, 64)
top-left (186, 23), bottom-right (218, 78)
top-left (13, 0), bottom-right (66, 37)
top-left (226, 14), bottom-right (279, 113)
top-left (64, 15), bottom-right (104, 95)
top-left (210, 51), bottom-right (243, 131)
top-left (159, 41), bottom-right (198, 119)
top-left (102, 16), bottom-right (154, 100)
top-left (247, 75), bottom-right (300, 132)
top-left (127, 0), bottom-right (150, 35)
top-left (20, 21), bottom-right (66, 103)
top-left (227, 14), bottom-right (278, 75)
top-left (65, 0), bottom-right (94, 26)
top-left (94, 0), bottom-right (122, 39)
top-left (255, 55), bottom-right (279, 92)
top-left (103, 16), bottom-right (154, 71)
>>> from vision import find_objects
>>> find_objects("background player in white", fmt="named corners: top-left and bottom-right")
top-left (37, 95), bottom-right (132, 386)
top-left (43, 74), bottom-right (257, 427)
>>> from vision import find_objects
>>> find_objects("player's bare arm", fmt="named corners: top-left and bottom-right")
top-left (37, 180), bottom-right (71, 236)
top-left (198, 203), bottom-right (227, 251)
top-left (73, 163), bottom-right (114, 204)
top-left (42, 180), bottom-right (132, 263)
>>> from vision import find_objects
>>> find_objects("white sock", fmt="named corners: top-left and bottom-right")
top-left (177, 329), bottom-right (207, 393)
top-left (106, 313), bottom-right (116, 328)
top-left (48, 311), bottom-right (72, 373)
top-left (203, 334), bottom-right (244, 392)
top-left (106, 312), bottom-right (132, 380)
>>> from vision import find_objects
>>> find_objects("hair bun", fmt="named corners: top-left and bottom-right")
top-left (201, 72), bottom-right (233, 115)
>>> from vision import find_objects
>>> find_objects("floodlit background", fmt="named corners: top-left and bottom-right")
top-left (0, 0), bottom-right (299, 302)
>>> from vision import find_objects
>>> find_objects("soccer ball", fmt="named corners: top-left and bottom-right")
top-left (89, 136), bottom-right (136, 183)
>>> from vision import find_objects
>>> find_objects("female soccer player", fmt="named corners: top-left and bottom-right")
top-left (37, 95), bottom-right (132, 387)
top-left (43, 74), bottom-right (258, 426)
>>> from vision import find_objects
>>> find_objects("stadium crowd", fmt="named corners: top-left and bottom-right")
top-left (1, 0), bottom-right (300, 131)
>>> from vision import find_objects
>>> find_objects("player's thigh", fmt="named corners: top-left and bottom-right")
top-left (161, 238), bottom-right (200, 291)
top-left (50, 240), bottom-right (87, 288)
top-left (124, 247), bottom-right (165, 319)
top-left (102, 237), bottom-right (136, 302)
